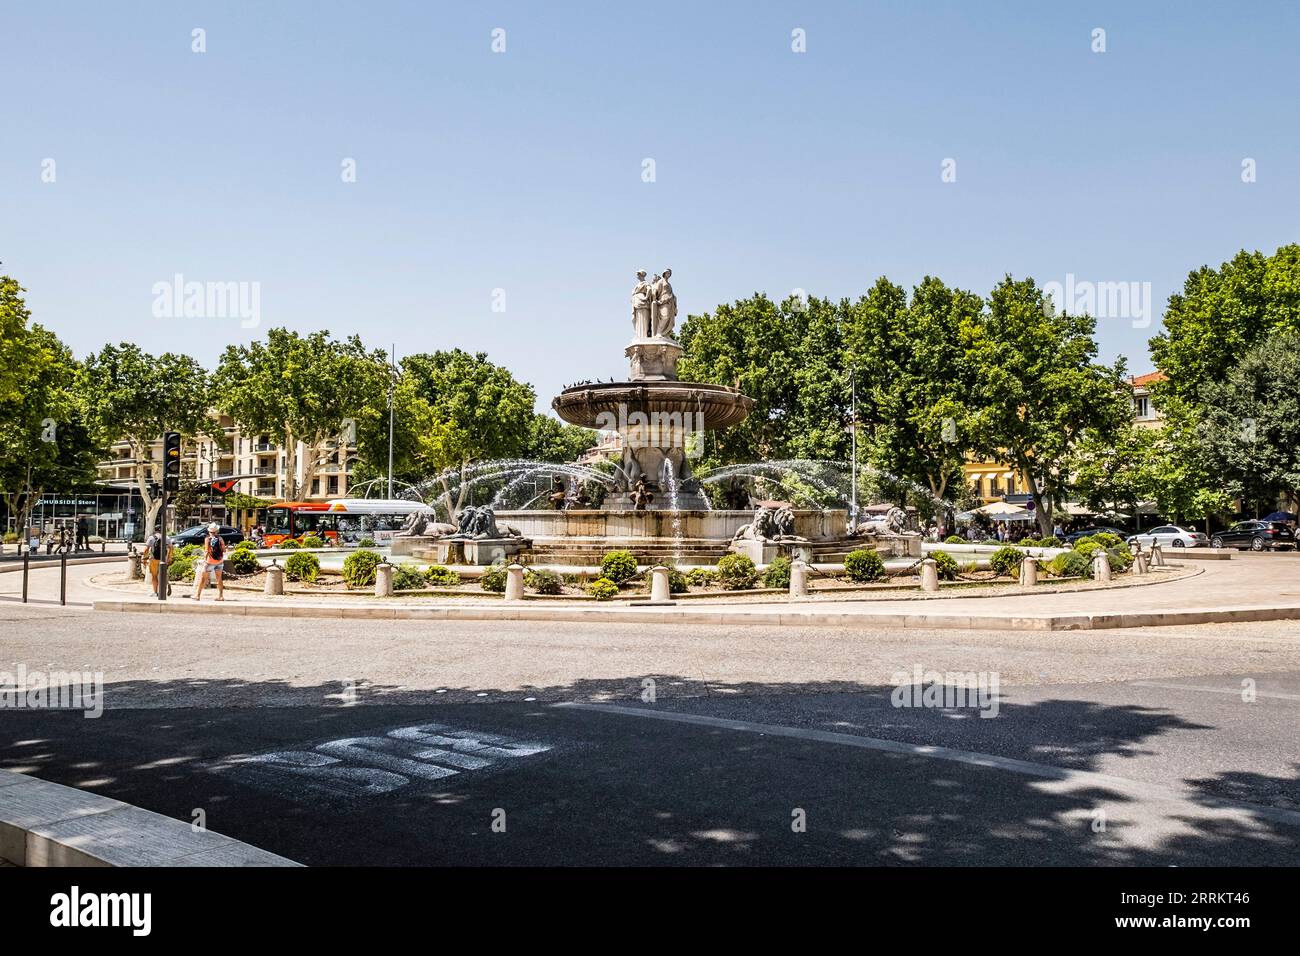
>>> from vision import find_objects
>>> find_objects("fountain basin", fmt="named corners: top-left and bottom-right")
top-left (551, 381), bottom-right (754, 431)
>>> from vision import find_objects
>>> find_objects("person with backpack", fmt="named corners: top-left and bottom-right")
top-left (145, 529), bottom-right (172, 595)
top-left (193, 522), bottom-right (226, 602)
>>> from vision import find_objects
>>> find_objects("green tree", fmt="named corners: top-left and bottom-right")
top-left (79, 342), bottom-right (211, 531)
top-left (524, 415), bottom-right (595, 463)
top-left (1197, 331), bottom-right (1300, 514)
top-left (351, 372), bottom-right (436, 490)
top-left (846, 276), bottom-right (982, 505)
top-left (0, 316), bottom-right (99, 534)
top-left (1150, 244), bottom-right (1300, 402)
top-left (1065, 424), bottom-right (1158, 519)
top-left (679, 292), bottom-right (849, 466)
top-left (965, 276), bottom-right (1131, 535)
top-left (212, 328), bottom-right (388, 501)
top-left (401, 349), bottom-right (537, 518)
top-left (1143, 395), bottom-right (1234, 526)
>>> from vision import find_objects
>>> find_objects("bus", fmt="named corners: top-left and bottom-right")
top-left (262, 499), bottom-right (436, 547)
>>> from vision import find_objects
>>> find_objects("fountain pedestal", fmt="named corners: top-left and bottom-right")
top-left (413, 537), bottom-right (530, 566)
top-left (624, 337), bottom-right (683, 382)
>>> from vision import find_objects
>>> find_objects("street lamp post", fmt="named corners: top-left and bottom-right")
top-left (848, 369), bottom-right (859, 529)
top-left (387, 344), bottom-right (396, 500)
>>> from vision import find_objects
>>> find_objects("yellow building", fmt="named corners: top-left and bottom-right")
top-left (962, 457), bottom-right (1031, 505)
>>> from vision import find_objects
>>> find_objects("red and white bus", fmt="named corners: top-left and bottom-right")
top-left (262, 499), bottom-right (435, 547)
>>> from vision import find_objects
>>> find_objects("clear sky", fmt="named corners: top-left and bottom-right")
top-left (3, 1), bottom-right (1298, 410)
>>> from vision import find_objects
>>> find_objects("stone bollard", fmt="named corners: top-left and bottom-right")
top-left (504, 563), bottom-right (525, 601)
top-left (1150, 543), bottom-right (1164, 567)
top-left (264, 561), bottom-right (284, 596)
top-left (920, 558), bottom-right (939, 593)
top-left (1021, 555), bottom-right (1038, 586)
top-left (125, 551), bottom-right (143, 581)
top-left (375, 562), bottom-right (394, 597)
top-left (789, 559), bottom-right (809, 598)
top-left (1133, 552), bottom-right (1148, 575)
top-left (1092, 550), bottom-right (1112, 582)
top-left (649, 565), bottom-right (673, 603)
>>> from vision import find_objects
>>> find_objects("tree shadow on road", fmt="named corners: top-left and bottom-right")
top-left (0, 674), bottom-right (1296, 866)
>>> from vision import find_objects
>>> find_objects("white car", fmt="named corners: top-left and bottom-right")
top-left (1126, 525), bottom-right (1208, 549)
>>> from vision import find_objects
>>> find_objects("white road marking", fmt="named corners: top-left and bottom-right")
top-left (1130, 680), bottom-right (1300, 701)
top-left (221, 721), bottom-right (551, 802)
top-left (555, 701), bottom-right (1300, 833)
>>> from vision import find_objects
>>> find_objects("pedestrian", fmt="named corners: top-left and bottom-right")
top-left (144, 529), bottom-right (173, 595)
top-left (1053, 522), bottom-right (1064, 539)
top-left (76, 516), bottom-right (89, 551)
top-left (192, 522), bottom-right (226, 602)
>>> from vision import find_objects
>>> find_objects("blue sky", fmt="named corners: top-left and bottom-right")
top-left (3, 1), bottom-right (1298, 410)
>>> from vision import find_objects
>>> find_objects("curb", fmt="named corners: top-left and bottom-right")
top-left (0, 770), bottom-right (300, 867)
top-left (90, 595), bottom-right (1300, 631)
top-left (0, 555), bottom-right (124, 574)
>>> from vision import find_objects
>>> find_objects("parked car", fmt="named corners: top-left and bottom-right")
top-left (1064, 525), bottom-right (1128, 544)
top-left (170, 524), bottom-right (244, 548)
top-left (1210, 520), bottom-right (1297, 552)
top-left (1126, 525), bottom-right (1208, 549)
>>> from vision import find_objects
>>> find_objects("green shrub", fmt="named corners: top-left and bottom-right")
top-left (1037, 535), bottom-right (1063, 549)
top-left (226, 547), bottom-right (261, 576)
top-left (300, 535), bottom-right (326, 549)
top-left (392, 564), bottom-right (425, 591)
top-left (342, 549), bottom-right (382, 588)
top-left (2, 531), bottom-right (18, 544)
top-left (179, 543), bottom-right (201, 559)
top-left (479, 563), bottom-right (508, 593)
top-left (666, 567), bottom-right (688, 594)
top-left (1106, 544), bottom-right (1133, 573)
top-left (944, 534), bottom-right (967, 545)
top-left (1092, 532), bottom-right (1124, 549)
top-left (844, 548), bottom-right (886, 582)
top-left (277, 538), bottom-right (302, 549)
top-left (526, 568), bottom-right (564, 595)
top-left (1073, 538), bottom-right (1104, 561)
top-left (357, 537), bottom-right (376, 548)
top-left (686, 568), bottom-right (716, 588)
top-left (1048, 551), bottom-right (1090, 578)
top-left (716, 553), bottom-right (758, 590)
top-left (762, 556), bottom-right (792, 589)
top-left (929, 550), bottom-right (959, 581)
top-left (167, 554), bottom-right (195, 581)
top-left (232, 538), bottom-right (256, 552)
top-left (424, 565), bottom-right (460, 587)
top-left (1019, 537), bottom-right (1039, 547)
top-left (989, 545), bottom-right (1025, 577)
top-left (599, 550), bottom-right (638, 583)
top-left (284, 550), bottom-right (320, 583)
top-left (587, 577), bottom-right (620, 600)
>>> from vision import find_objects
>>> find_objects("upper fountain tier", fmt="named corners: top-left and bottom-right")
top-left (549, 269), bottom-right (754, 506)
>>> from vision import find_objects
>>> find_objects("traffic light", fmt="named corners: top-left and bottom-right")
top-left (163, 431), bottom-right (182, 493)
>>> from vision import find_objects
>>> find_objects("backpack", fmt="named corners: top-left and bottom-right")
top-left (208, 535), bottom-right (224, 560)
top-left (150, 535), bottom-right (164, 560)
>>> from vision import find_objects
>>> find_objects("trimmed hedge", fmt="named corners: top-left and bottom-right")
top-left (989, 545), bottom-right (1025, 577)
top-left (342, 549), bottom-right (382, 588)
top-left (300, 535), bottom-right (326, 549)
top-left (226, 547), bottom-right (261, 576)
top-left (424, 565), bottom-right (460, 587)
top-left (587, 577), bottom-right (620, 600)
top-left (277, 538), bottom-right (302, 549)
top-left (929, 550), bottom-right (959, 581)
top-left (716, 553), bottom-right (758, 590)
top-left (686, 568), bottom-right (716, 588)
top-left (1049, 550), bottom-right (1090, 578)
top-left (762, 556), bottom-right (792, 589)
top-left (479, 563), bottom-right (508, 593)
top-left (600, 550), bottom-right (638, 583)
top-left (526, 568), bottom-right (564, 595)
top-left (392, 564), bottom-right (425, 591)
top-left (944, 534), bottom-right (967, 545)
top-left (844, 548), bottom-right (886, 582)
top-left (284, 551), bottom-right (320, 583)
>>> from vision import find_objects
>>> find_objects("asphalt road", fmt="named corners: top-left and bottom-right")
top-left (2, 601), bottom-right (1297, 865)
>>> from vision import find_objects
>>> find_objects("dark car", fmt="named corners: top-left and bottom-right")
top-left (1210, 520), bottom-right (1296, 552)
top-left (170, 524), bottom-right (244, 548)
top-left (1064, 525), bottom-right (1128, 544)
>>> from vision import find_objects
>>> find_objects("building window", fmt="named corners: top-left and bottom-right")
top-left (1134, 396), bottom-right (1150, 419)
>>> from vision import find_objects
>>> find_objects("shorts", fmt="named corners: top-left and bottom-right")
top-left (148, 558), bottom-right (160, 575)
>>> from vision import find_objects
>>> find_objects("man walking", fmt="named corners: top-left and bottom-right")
top-left (144, 529), bottom-right (172, 595)
top-left (193, 522), bottom-right (226, 602)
